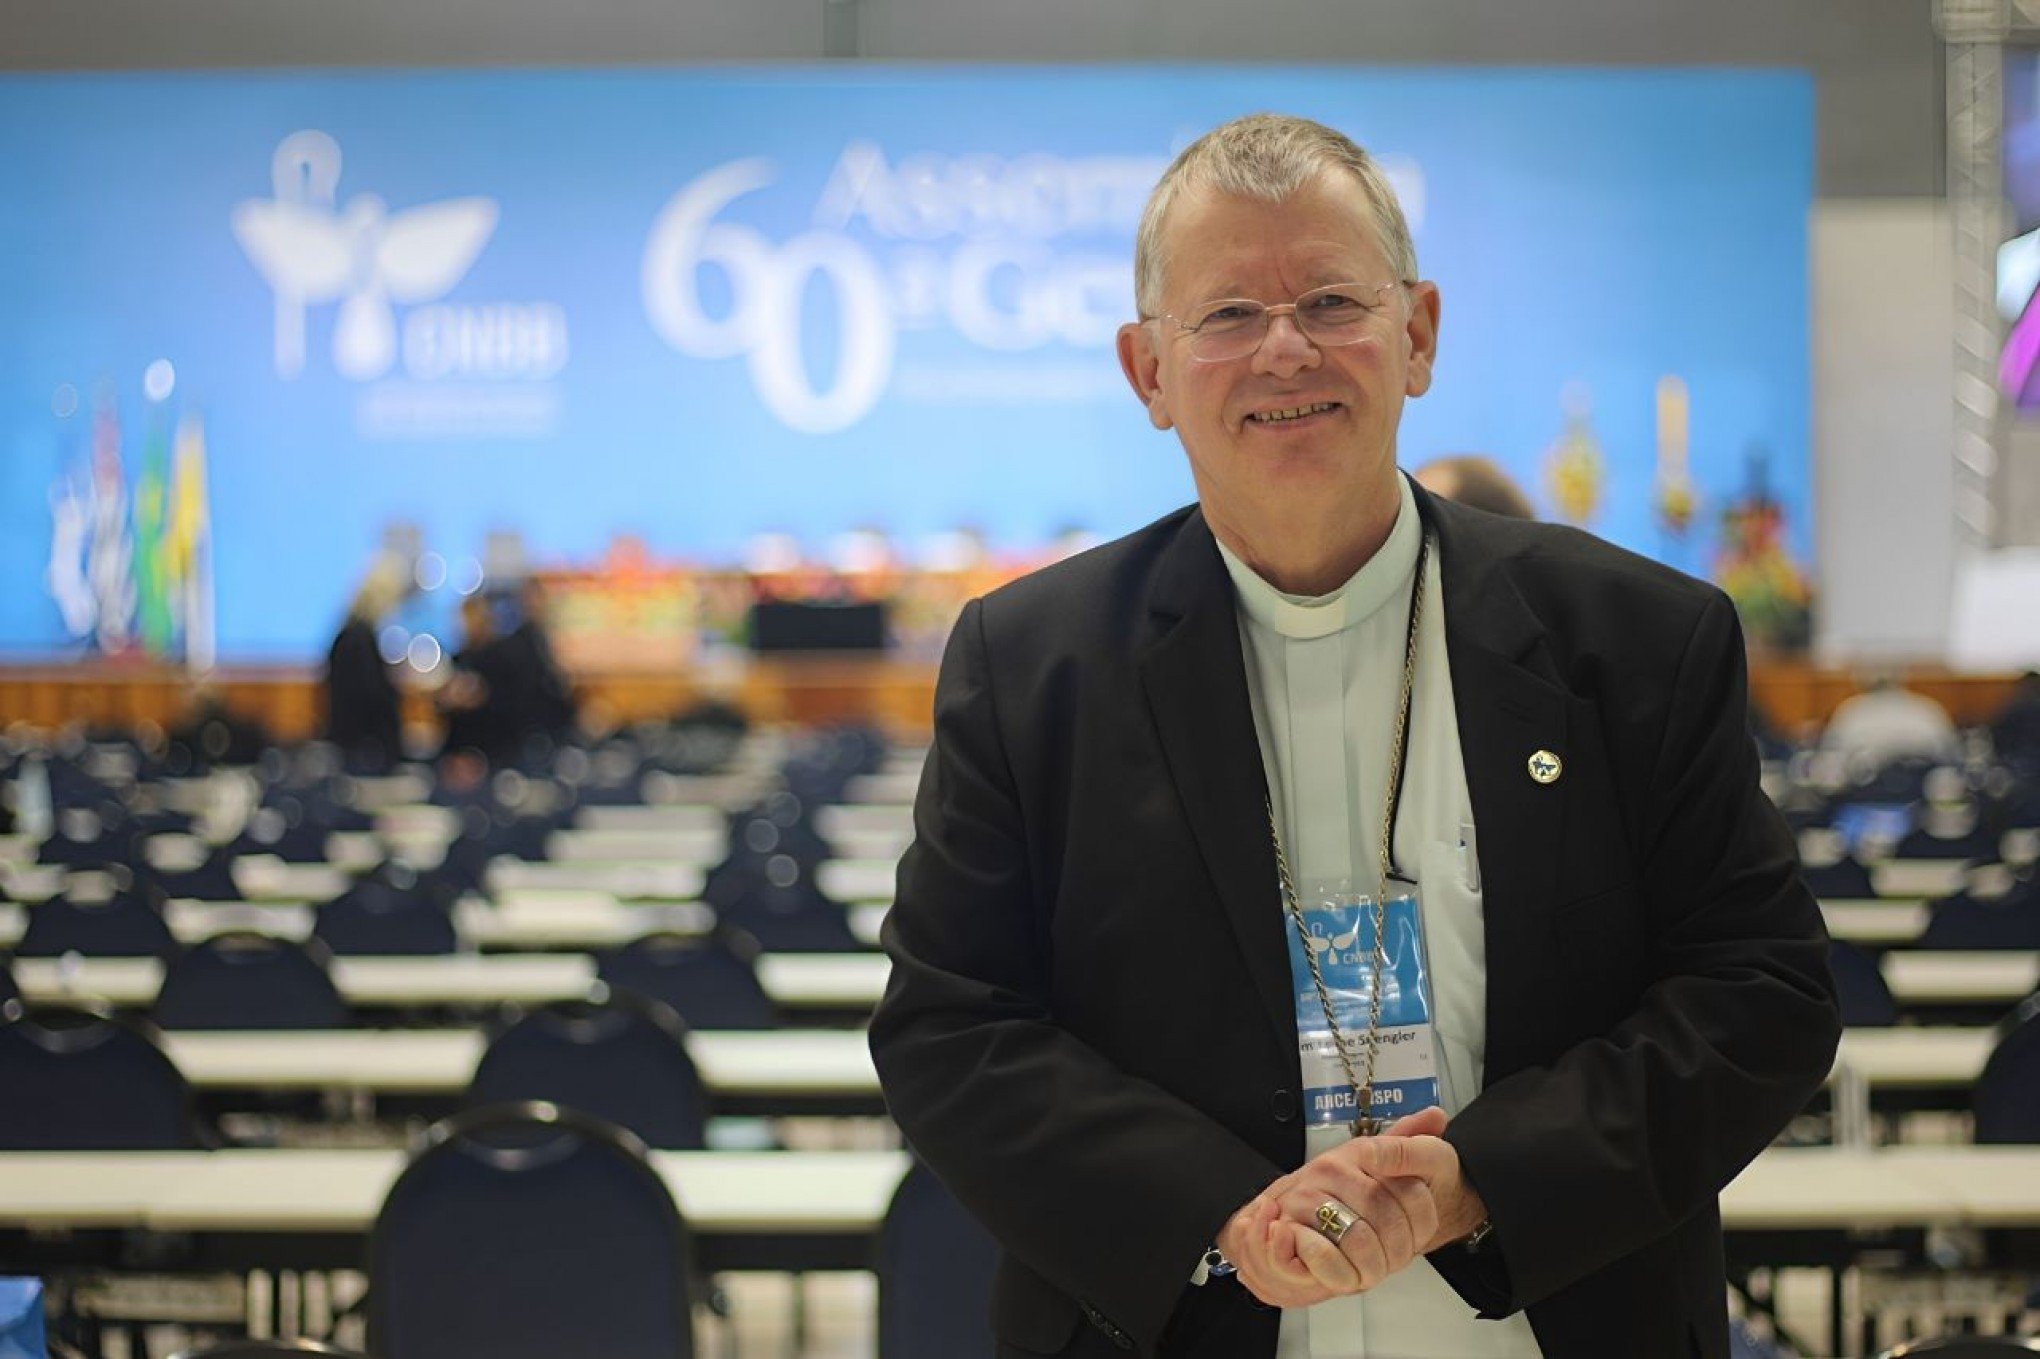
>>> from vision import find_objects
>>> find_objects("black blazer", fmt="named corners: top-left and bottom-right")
top-left (870, 485), bottom-right (1839, 1359)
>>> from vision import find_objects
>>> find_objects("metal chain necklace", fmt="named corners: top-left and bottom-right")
top-left (1266, 531), bottom-right (1429, 1138)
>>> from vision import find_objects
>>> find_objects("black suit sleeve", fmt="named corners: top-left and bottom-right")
top-left (1439, 590), bottom-right (1839, 1310)
top-left (870, 598), bottom-right (1285, 1351)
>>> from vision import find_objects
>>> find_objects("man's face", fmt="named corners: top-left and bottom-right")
top-left (1117, 172), bottom-right (1439, 554)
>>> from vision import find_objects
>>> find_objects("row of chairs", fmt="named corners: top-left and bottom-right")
top-left (0, 1001), bottom-right (996, 1357)
top-left (0, 926), bottom-right (779, 1034)
top-left (0, 987), bottom-right (728, 1152)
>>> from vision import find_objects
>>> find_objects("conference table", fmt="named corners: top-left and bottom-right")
top-left (0, 1143), bottom-right (2034, 1345)
top-left (9, 947), bottom-right (2030, 1024)
top-left (163, 1027), bottom-right (883, 1117)
top-left (1880, 949), bottom-right (2040, 1014)
top-left (142, 1023), bottom-right (1990, 1101)
top-left (10, 951), bottom-right (896, 1021)
top-left (0, 1147), bottom-right (910, 1275)
top-left (1820, 898), bottom-right (1929, 947)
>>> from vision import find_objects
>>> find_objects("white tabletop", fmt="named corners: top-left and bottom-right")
top-left (2, 1145), bottom-right (2032, 1239)
top-left (574, 805), bottom-right (726, 835)
top-left (756, 953), bottom-right (891, 1008)
top-left (486, 860), bottom-right (705, 899)
top-left (843, 771), bottom-right (921, 805)
top-left (815, 857), bottom-right (898, 905)
top-left (1871, 859), bottom-right (1971, 901)
top-left (0, 1148), bottom-right (911, 1236)
top-left (1881, 950), bottom-right (2040, 1005)
top-left (1716, 1147), bottom-right (1982, 1230)
top-left (1829, 1026), bottom-right (1996, 1088)
top-left (547, 826), bottom-right (728, 867)
top-left (1820, 899), bottom-right (1929, 946)
top-left (231, 859), bottom-right (351, 903)
top-left (0, 896), bottom-right (717, 953)
top-left (13, 950), bottom-right (884, 1012)
top-left (160, 1027), bottom-right (878, 1098)
top-left (12, 954), bottom-right (600, 1008)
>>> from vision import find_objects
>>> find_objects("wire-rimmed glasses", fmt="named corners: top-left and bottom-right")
top-left (1147, 280), bottom-right (1406, 363)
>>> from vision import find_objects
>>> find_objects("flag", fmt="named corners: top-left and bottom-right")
top-left (132, 411), bottom-right (175, 656)
top-left (84, 393), bottom-right (135, 654)
top-left (167, 411), bottom-right (215, 673)
top-left (45, 467), bottom-right (95, 641)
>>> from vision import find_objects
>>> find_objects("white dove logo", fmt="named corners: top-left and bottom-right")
top-left (232, 130), bottom-right (499, 380)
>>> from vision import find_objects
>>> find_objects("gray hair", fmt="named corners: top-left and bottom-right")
top-left (1134, 113), bottom-right (1418, 318)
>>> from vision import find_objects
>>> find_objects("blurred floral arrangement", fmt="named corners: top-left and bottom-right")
top-left (1712, 450), bottom-right (1812, 653)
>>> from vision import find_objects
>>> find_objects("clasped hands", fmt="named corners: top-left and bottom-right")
top-left (1216, 1105), bottom-right (1486, 1309)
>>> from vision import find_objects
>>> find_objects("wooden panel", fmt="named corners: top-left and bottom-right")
top-left (0, 659), bottom-right (2021, 747)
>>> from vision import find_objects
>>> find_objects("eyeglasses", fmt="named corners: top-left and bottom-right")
top-left (1147, 280), bottom-right (1406, 363)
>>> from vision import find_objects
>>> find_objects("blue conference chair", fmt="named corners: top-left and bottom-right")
top-left (15, 892), bottom-right (178, 959)
top-left (876, 1160), bottom-right (998, 1359)
top-left (1892, 823), bottom-right (2002, 863)
top-left (1800, 857), bottom-right (1878, 900)
top-left (231, 799), bottom-right (337, 863)
top-left (0, 1007), bottom-right (198, 1149)
top-left (1973, 995), bottom-right (2040, 1143)
top-left (154, 932), bottom-right (350, 1030)
top-left (1828, 940), bottom-right (1900, 1028)
top-left (712, 852), bottom-right (867, 953)
top-left (467, 991), bottom-right (709, 1149)
top-left (150, 846), bottom-right (245, 902)
top-left (368, 1102), bottom-right (697, 1359)
top-left (597, 929), bottom-right (779, 1031)
top-left (313, 878), bottom-right (457, 956)
top-left (1917, 887), bottom-right (2040, 951)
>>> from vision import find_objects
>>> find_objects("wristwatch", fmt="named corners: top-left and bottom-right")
top-left (1460, 1218), bottom-right (1495, 1253)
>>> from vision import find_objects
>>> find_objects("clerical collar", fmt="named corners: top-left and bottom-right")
top-left (1216, 475), bottom-right (1421, 640)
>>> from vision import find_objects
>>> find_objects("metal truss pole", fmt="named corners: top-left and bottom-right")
top-left (1939, 0), bottom-right (2010, 548)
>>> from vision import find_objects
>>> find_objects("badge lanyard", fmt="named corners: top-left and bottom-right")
top-left (1265, 531), bottom-right (1429, 1138)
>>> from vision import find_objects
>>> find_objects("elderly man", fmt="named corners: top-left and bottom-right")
top-left (869, 113), bottom-right (1837, 1359)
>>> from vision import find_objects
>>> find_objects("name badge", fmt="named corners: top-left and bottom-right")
top-left (1286, 878), bottom-right (1441, 1129)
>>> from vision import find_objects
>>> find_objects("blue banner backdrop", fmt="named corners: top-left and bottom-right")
top-left (0, 67), bottom-right (1812, 661)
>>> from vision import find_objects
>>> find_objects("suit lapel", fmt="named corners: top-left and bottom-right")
top-left (1421, 487), bottom-right (1574, 1078)
top-left (1137, 511), bottom-right (1296, 1047)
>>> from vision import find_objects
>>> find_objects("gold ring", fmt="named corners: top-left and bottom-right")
top-left (1314, 1199), bottom-right (1356, 1244)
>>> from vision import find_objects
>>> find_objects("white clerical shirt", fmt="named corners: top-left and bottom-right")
top-left (1218, 476), bottom-right (1543, 1359)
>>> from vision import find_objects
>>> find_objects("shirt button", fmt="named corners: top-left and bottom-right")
top-left (1270, 1089), bottom-right (1294, 1122)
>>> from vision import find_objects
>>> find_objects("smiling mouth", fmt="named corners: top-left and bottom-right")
top-left (1245, 401), bottom-right (1342, 426)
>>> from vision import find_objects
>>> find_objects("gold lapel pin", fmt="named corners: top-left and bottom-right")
top-left (1527, 750), bottom-right (1563, 785)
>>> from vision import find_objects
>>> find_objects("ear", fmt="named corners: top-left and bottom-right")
top-left (1401, 281), bottom-right (1441, 398)
top-left (1117, 321), bottom-right (1174, 431)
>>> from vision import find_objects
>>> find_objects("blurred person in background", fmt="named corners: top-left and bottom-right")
top-left (1820, 673), bottom-right (1961, 771)
top-left (440, 589), bottom-right (567, 766)
top-left (505, 577), bottom-right (577, 741)
top-left (1413, 455), bottom-right (1536, 520)
top-left (323, 555), bottom-right (408, 771)
top-left (1990, 670), bottom-right (2040, 763)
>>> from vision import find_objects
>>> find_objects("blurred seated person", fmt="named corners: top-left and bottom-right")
top-left (325, 556), bottom-right (408, 770)
top-left (168, 684), bottom-right (272, 769)
top-left (440, 593), bottom-right (514, 765)
top-left (1412, 454), bottom-right (1536, 520)
top-left (507, 578), bottom-right (577, 739)
top-left (1820, 673), bottom-right (1961, 770)
top-left (440, 591), bottom-right (565, 766)
top-left (1990, 670), bottom-right (2040, 762)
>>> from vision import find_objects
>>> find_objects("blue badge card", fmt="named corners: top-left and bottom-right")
top-left (0, 1278), bottom-right (46, 1359)
top-left (1286, 880), bottom-right (1440, 1129)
